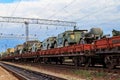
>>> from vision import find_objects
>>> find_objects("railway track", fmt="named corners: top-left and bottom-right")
top-left (0, 62), bottom-right (66, 80)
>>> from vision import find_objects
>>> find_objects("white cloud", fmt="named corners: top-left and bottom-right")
top-left (0, 0), bottom-right (120, 39)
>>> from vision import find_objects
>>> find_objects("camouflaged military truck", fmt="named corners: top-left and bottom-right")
top-left (57, 30), bottom-right (87, 47)
top-left (23, 40), bottom-right (42, 52)
top-left (112, 29), bottom-right (120, 36)
top-left (42, 37), bottom-right (57, 50)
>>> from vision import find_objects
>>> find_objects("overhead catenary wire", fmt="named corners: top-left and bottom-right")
top-left (96, 18), bottom-right (120, 26)
top-left (41, 0), bottom-right (53, 11)
top-left (75, 2), bottom-right (116, 22)
top-left (11, 0), bottom-right (22, 17)
top-left (48, 0), bottom-right (76, 19)
top-left (63, 0), bottom-right (98, 20)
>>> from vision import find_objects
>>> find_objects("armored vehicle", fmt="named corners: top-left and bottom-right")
top-left (6, 48), bottom-right (15, 55)
top-left (14, 44), bottom-right (24, 54)
top-left (112, 29), bottom-right (120, 36)
top-left (23, 40), bottom-right (42, 52)
top-left (57, 30), bottom-right (87, 47)
top-left (42, 37), bottom-right (57, 50)
top-left (83, 28), bottom-right (103, 44)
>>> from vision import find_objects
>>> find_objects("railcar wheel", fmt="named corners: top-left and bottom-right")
top-left (104, 56), bottom-right (115, 69)
top-left (84, 57), bottom-right (91, 68)
top-left (59, 57), bottom-right (64, 64)
top-left (91, 59), bottom-right (95, 67)
top-left (47, 44), bottom-right (50, 49)
top-left (73, 57), bottom-right (79, 67)
top-left (54, 42), bottom-right (57, 48)
top-left (79, 56), bottom-right (86, 66)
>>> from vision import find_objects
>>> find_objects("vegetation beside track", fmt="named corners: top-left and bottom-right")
top-left (72, 69), bottom-right (120, 80)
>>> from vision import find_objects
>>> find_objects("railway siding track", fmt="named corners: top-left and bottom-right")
top-left (0, 62), bottom-right (66, 80)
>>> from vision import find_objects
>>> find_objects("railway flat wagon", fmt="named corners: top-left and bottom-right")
top-left (94, 36), bottom-right (120, 69)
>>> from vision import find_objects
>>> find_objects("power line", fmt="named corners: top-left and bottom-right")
top-left (48, 0), bottom-right (76, 19)
top-left (96, 18), bottom-right (120, 26)
top-left (77, 17), bottom-right (120, 29)
top-left (11, 0), bottom-right (22, 17)
top-left (75, 3), bottom-right (116, 22)
top-left (63, 0), bottom-right (98, 20)
top-left (42, 1), bottom-right (53, 10)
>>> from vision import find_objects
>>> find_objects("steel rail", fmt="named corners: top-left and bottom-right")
top-left (0, 62), bottom-right (66, 80)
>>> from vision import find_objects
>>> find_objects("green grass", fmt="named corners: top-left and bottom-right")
top-left (72, 70), bottom-right (107, 80)
top-left (117, 78), bottom-right (120, 80)
top-left (91, 71), bottom-right (107, 77)
top-left (73, 70), bottom-right (92, 78)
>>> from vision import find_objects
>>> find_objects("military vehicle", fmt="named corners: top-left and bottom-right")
top-left (6, 48), bottom-right (15, 55)
top-left (57, 30), bottom-right (87, 47)
top-left (83, 28), bottom-right (103, 44)
top-left (42, 37), bottom-right (57, 50)
top-left (112, 29), bottom-right (120, 36)
top-left (31, 41), bottom-right (42, 52)
top-left (14, 44), bottom-right (24, 54)
top-left (22, 40), bottom-right (42, 52)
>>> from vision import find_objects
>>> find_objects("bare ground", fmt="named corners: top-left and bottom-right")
top-left (0, 66), bottom-right (18, 80)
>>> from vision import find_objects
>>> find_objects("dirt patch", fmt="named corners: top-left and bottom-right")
top-left (0, 66), bottom-right (18, 80)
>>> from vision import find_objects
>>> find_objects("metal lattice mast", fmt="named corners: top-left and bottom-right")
top-left (24, 21), bottom-right (29, 42)
top-left (0, 16), bottom-right (76, 41)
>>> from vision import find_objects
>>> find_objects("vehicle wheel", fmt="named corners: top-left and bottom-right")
top-left (64, 41), bottom-right (69, 46)
top-left (54, 42), bottom-right (57, 48)
top-left (79, 39), bottom-right (86, 44)
top-left (47, 44), bottom-right (50, 49)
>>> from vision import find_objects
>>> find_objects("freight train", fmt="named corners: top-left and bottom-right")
top-left (0, 28), bottom-right (120, 69)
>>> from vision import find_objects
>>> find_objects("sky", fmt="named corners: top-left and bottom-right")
top-left (0, 0), bottom-right (120, 52)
